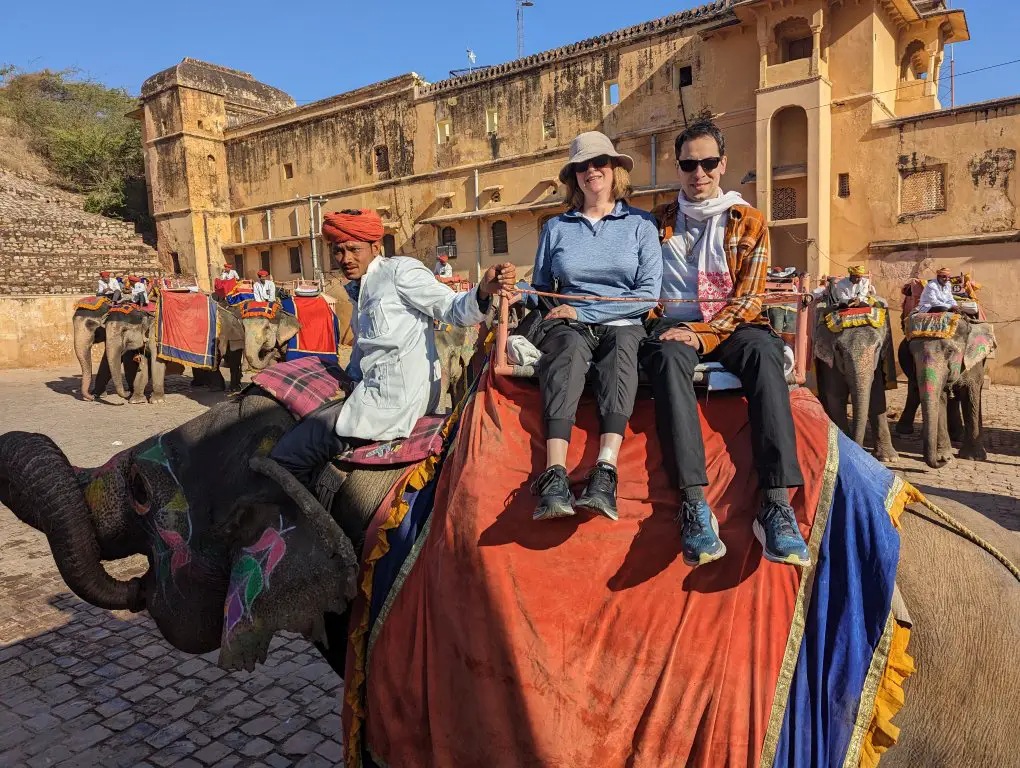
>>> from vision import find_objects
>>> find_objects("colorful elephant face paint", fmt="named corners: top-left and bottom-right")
top-left (223, 516), bottom-right (294, 645)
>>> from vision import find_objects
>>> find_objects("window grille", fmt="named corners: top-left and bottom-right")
top-left (374, 146), bottom-right (389, 174)
top-left (772, 187), bottom-right (797, 220)
top-left (900, 168), bottom-right (946, 214)
top-left (491, 221), bottom-right (509, 255)
top-left (838, 173), bottom-right (851, 198)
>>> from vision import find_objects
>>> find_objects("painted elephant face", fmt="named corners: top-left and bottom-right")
top-left (242, 313), bottom-right (301, 371)
top-left (0, 392), bottom-right (358, 670)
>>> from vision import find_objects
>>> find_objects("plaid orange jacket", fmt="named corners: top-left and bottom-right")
top-left (651, 200), bottom-right (770, 354)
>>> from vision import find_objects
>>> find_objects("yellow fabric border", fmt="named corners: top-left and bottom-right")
top-left (759, 422), bottom-right (841, 767)
top-left (825, 307), bottom-right (886, 334)
top-left (905, 312), bottom-right (960, 340)
top-left (75, 296), bottom-right (111, 312)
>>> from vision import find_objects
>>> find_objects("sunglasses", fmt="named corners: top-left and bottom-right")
top-left (573, 155), bottom-right (613, 173)
top-left (677, 157), bottom-right (722, 173)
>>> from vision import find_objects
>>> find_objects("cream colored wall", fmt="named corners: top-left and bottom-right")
top-left (0, 295), bottom-right (82, 369)
top-left (831, 101), bottom-right (1019, 383)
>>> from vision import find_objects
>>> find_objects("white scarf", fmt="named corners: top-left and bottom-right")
top-left (664, 190), bottom-right (748, 321)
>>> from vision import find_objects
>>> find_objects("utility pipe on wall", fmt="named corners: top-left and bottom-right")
top-left (474, 168), bottom-right (483, 281)
top-left (651, 134), bottom-right (657, 187)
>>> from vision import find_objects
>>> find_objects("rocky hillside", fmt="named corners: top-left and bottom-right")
top-left (0, 168), bottom-right (160, 296)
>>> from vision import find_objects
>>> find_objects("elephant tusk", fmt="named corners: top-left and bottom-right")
top-left (248, 456), bottom-right (355, 562)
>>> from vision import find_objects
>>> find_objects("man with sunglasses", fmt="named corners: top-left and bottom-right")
top-left (640, 119), bottom-right (811, 569)
top-left (270, 208), bottom-right (516, 491)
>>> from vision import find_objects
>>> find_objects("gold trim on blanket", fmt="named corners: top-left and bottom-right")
top-left (758, 422), bottom-right (840, 767)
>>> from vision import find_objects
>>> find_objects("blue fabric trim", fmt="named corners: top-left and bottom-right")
top-left (773, 432), bottom-right (900, 766)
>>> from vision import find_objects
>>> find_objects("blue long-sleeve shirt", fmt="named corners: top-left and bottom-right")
top-left (531, 201), bottom-right (662, 324)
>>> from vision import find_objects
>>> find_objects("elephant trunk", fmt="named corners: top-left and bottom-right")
top-left (848, 345), bottom-right (877, 446)
top-left (0, 432), bottom-right (146, 611)
top-left (918, 353), bottom-right (948, 468)
top-left (105, 329), bottom-right (130, 399)
top-left (243, 326), bottom-right (275, 372)
top-left (74, 322), bottom-right (95, 399)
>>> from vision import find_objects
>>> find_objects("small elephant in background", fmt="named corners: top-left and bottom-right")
top-left (896, 315), bottom-right (995, 468)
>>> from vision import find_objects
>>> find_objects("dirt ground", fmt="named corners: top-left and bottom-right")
top-left (0, 365), bottom-right (1017, 766)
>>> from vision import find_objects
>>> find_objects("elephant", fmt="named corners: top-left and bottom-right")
top-left (73, 302), bottom-right (111, 401)
top-left (2, 391), bottom-right (1019, 766)
top-left (240, 308), bottom-right (302, 372)
top-left (813, 306), bottom-right (898, 462)
top-left (895, 315), bottom-right (994, 468)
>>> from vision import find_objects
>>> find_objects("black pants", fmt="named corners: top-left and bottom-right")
top-left (538, 320), bottom-right (644, 440)
top-left (270, 399), bottom-right (353, 487)
top-left (639, 321), bottom-right (804, 490)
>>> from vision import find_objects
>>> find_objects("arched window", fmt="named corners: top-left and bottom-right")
top-left (383, 234), bottom-right (396, 256)
top-left (441, 226), bottom-right (457, 246)
top-left (900, 40), bottom-right (928, 81)
top-left (774, 17), bottom-right (812, 63)
top-left (491, 221), bottom-right (509, 255)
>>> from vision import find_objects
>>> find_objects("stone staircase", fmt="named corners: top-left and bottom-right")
top-left (0, 170), bottom-right (161, 296)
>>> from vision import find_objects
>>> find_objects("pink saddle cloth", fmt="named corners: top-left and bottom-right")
top-left (252, 357), bottom-right (447, 467)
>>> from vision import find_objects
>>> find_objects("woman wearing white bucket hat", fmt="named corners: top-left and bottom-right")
top-left (529, 131), bottom-right (662, 522)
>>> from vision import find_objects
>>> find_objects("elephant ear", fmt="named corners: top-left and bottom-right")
top-left (813, 323), bottom-right (836, 368)
top-left (277, 313), bottom-right (302, 346)
top-left (963, 321), bottom-right (997, 372)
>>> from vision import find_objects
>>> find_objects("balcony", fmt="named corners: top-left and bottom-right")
top-left (765, 58), bottom-right (811, 89)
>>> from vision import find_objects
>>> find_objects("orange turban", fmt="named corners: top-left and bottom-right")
top-left (322, 209), bottom-right (385, 244)
top-left (936, 267), bottom-right (951, 277)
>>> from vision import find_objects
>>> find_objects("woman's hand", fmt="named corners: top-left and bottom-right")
top-left (478, 262), bottom-right (518, 298)
top-left (659, 326), bottom-right (701, 350)
top-left (545, 304), bottom-right (578, 321)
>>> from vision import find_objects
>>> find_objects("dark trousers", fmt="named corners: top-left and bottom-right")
top-left (270, 399), bottom-right (352, 487)
top-left (639, 322), bottom-right (804, 490)
top-left (538, 320), bottom-right (644, 440)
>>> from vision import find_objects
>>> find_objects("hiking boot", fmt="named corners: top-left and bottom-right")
top-left (677, 499), bottom-right (727, 567)
top-left (753, 501), bottom-right (812, 566)
top-left (532, 465), bottom-right (575, 521)
top-left (576, 461), bottom-right (619, 521)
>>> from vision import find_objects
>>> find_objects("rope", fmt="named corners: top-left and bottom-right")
top-left (515, 287), bottom-right (805, 304)
top-left (907, 496), bottom-right (1020, 584)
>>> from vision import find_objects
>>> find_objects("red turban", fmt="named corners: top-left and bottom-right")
top-left (322, 210), bottom-right (385, 244)
top-left (100, 271), bottom-right (111, 278)
top-left (257, 270), bottom-right (269, 277)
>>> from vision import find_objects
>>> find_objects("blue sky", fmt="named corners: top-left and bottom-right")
top-left (2, 0), bottom-right (1017, 106)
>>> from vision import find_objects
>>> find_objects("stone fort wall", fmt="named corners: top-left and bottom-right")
top-left (0, 170), bottom-right (160, 296)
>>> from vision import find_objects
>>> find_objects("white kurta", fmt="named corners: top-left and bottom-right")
top-left (253, 280), bottom-right (276, 302)
top-left (335, 256), bottom-right (488, 442)
top-left (433, 262), bottom-right (453, 278)
top-left (914, 279), bottom-right (957, 313)
top-left (830, 276), bottom-right (875, 304)
top-left (220, 269), bottom-right (239, 280)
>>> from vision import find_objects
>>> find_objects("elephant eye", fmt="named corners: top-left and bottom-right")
top-left (129, 467), bottom-right (151, 514)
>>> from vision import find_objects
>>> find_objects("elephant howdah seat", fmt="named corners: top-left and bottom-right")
top-left (823, 304), bottom-right (887, 333)
top-left (251, 357), bottom-right (448, 469)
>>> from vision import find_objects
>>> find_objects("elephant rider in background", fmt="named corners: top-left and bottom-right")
top-left (433, 253), bottom-right (454, 280)
top-left (220, 263), bottom-right (240, 281)
top-left (97, 271), bottom-right (122, 303)
top-left (270, 209), bottom-right (516, 492)
top-left (831, 265), bottom-right (877, 308)
top-left (914, 267), bottom-right (961, 315)
top-left (253, 270), bottom-right (276, 302)
top-left (129, 276), bottom-right (149, 306)
top-left (641, 118), bottom-right (811, 568)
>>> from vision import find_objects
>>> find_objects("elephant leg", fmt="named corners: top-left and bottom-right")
top-left (129, 354), bottom-right (149, 404)
top-left (92, 354), bottom-right (113, 399)
top-left (818, 362), bottom-right (850, 436)
top-left (934, 390), bottom-right (954, 467)
top-left (956, 370), bottom-right (987, 461)
top-left (224, 348), bottom-right (243, 392)
top-left (896, 341), bottom-right (918, 436)
top-left (947, 395), bottom-right (965, 443)
top-left (868, 367), bottom-right (898, 462)
top-left (123, 353), bottom-right (140, 401)
top-left (149, 335), bottom-right (167, 404)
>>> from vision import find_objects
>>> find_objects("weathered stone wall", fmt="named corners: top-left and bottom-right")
top-left (0, 294), bottom-right (82, 368)
top-left (0, 170), bottom-right (161, 295)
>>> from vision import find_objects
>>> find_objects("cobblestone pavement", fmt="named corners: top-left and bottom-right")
top-left (1, 367), bottom-right (343, 767)
top-left (1, 367), bottom-right (1017, 767)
